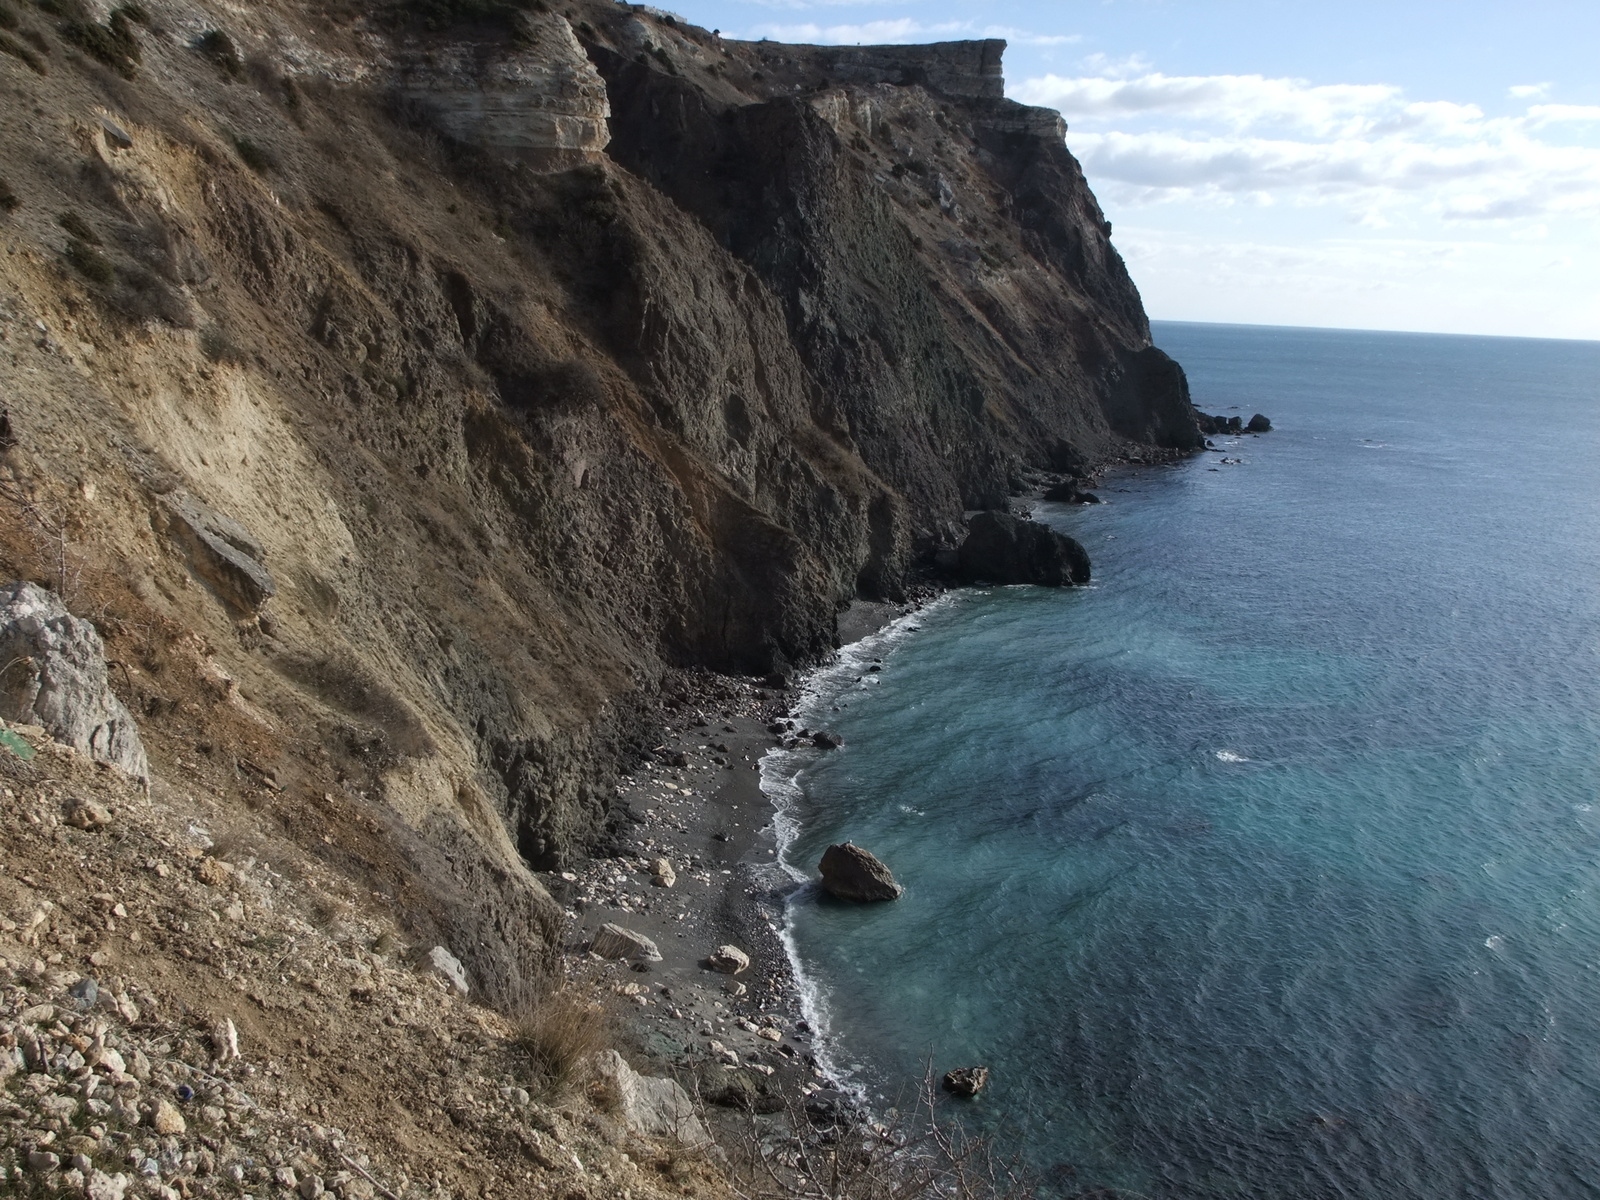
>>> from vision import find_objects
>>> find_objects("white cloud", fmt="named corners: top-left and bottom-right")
top-left (1526, 104), bottom-right (1600, 125)
top-left (1009, 69), bottom-right (1600, 226)
top-left (1116, 225), bottom-right (1600, 339)
top-left (1508, 83), bottom-right (1552, 99)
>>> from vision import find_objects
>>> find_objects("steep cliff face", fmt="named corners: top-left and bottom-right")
top-left (0, 0), bottom-right (1197, 1002)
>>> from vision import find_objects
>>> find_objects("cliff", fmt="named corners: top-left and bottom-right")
top-left (0, 0), bottom-right (1198, 1011)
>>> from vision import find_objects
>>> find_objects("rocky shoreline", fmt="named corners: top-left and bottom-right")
top-left (553, 598), bottom-right (932, 1134)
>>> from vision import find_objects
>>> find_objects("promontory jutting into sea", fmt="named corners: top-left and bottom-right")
top-left (0, 1), bottom-right (1596, 1198)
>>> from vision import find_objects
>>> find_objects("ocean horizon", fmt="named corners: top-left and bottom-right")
top-left (767, 321), bottom-right (1600, 1198)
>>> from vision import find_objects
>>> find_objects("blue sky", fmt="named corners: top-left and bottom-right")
top-left (654, 1), bottom-right (1600, 339)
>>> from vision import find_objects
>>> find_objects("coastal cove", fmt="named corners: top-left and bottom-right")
top-left (766, 323), bottom-right (1600, 1199)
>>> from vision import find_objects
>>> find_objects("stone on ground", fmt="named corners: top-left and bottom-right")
top-left (590, 923), bottom-right (662, 961)
top-left (0, 581), bottom-right (149, 783)
top-left (583, 1050), bottom-right (710, 1146)
top-left (426, 946), bottom-right (471, 994)
top-left (707, 944), bottom-right (750, 974)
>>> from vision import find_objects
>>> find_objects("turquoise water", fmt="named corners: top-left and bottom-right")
top-left (767, 323), bottom-right (1600, 1199)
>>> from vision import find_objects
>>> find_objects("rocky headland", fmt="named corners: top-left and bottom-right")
top-left (0, 0), bottom-right (1210, 1194)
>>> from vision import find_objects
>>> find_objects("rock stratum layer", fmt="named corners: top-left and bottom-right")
top-left (0, 0), bottom-right (1200, 1004)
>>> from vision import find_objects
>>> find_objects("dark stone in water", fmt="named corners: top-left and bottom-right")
top-left (1247, 413), bottom-right (1273, 432)
top-left (957, 511), bottom-right (1091, 587)
top-left (942, 1065), bottom-right (990, 1097)
top-left (818, 842), bottom-right (903, 901)
top-left (812, 730), bottom-right (843, 749)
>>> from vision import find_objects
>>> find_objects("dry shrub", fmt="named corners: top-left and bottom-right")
top-left (514, 988), bottom-right (609, 1091)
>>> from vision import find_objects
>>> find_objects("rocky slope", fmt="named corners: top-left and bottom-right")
top-left (0, 0), bottom-right (1198, 1012)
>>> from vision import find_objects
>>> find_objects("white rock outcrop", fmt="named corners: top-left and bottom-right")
top-left (583, 1050), bottom-right (709, 1147)
top-left (395, 14), bottom-right (610, 163)
top-left (0, 581), bottom-right (149, 784)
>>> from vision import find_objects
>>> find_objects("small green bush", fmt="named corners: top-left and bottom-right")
top-left (60, 8), bottom-right (140, 77)
top-left (65, 238), bottom-right (114, 285)
top-left (233, 136), bottom-right (274, 174)
top-left (0, 3), bottom-right (18, 30)
top-left (196, 28), bottom-right (239, 75)
top-left (0, 29), bottom-right (45, 71)
top-left (56, 210), bottom-right (98, 243)
top-left (0, 178), bottom-right (18, 212)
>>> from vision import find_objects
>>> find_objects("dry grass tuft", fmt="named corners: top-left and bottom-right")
top-left (514, 988), bottom-right (610, 1091)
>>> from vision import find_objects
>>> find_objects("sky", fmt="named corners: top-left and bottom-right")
top-left (651, 0), bottom-right (1600, 339)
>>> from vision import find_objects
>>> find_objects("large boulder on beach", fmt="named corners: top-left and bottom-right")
top-left (956, 512), bottom-right (1090, 587)
top-left (0, 581), bottom-right (148, 784)
top-left (591, 923), bottom-right (662, 961)
top-left (819, 843), bottom-right (904, 902)
top-left (707, 944), bottom-right (750, 975)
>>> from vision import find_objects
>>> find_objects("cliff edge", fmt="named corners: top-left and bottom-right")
top-left (0, 0), bottom-right (1199, 1013)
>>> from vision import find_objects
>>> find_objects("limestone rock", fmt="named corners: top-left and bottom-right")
top-left (956, 511), bottom-right (1091, 587)
top-left (583, 1050), bottom-right (709, 1146)
top-left (65, 797), bottom-right (111, 830)
top-left (149, 1098), bottom-right (186, 1134)
top-left (87, 1171), bottom-right (129, 1200)
top-left (707, 944), bottom-right (750, 975)
top-left (590, 923), bottom-right (662, 961)
top-left (0, 581), bottom-right (149, 783)
top-left (156, 491), bottom-right (276, 614)
top-left (819, 842), bottom-right (904, 902)
top-left (650, 857), bottom-right (676, 887)
top-left (427, 946), bottom-right (471, 994)
top-left (395, 14), bottom-right (611, 164)
top-left (942, 1065), bottom-right (989, 1097)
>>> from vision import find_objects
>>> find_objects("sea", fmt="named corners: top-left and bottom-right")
top-left (761, 322), bottom-right (1600, 1199)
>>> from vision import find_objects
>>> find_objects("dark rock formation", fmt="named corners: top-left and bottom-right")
top-left (156, 491), bottom-right (276, 614)
top-left (957, 511), bottom-right (1091, 586)
top-left (819, 843), bottom-right (904, 901)
top-left (1041, 481), bottom-right (1101, 504)
top-left (942, 1066), bottom-right (990, 1097)
top-left (1248, 413), bottom-right (1274, 432)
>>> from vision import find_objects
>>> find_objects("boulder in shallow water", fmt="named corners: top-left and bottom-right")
top-left (956, 511), bottom-right (1090, 587)
top-left (941, 1066), bottom-right (989, 1097)
top-left (818, 842), bottom-right (904, 901)
top-left (1247, 413), bottom-right (1273, 432)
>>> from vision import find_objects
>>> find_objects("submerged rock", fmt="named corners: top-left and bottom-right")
top-left (818, 842), bottom-right (904, 901)
top-left (956, 511), bottom-right (1091, 587)
top-left (942, 1065), bottom-right (990, 1097)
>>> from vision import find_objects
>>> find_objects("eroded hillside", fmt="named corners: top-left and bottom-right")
top-left (0, 0), bottom-right (1198, 1008)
